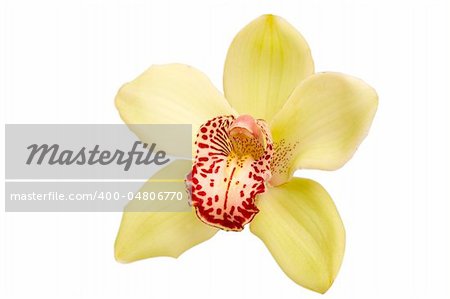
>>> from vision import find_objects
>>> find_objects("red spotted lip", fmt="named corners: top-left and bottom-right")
top-left (185, 115), bottom-right (273, 231)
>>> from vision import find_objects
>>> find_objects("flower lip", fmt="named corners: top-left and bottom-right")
top-left (187, 115), bottom-right (273, 231)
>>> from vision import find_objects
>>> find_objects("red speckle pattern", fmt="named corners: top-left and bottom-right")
top-left (186, 115), bottom-right (273, 231)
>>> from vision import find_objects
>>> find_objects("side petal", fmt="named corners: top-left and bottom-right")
top-left (114, 160), bottom-right (218, 263)
top-left (223, 14), bottom-right (314, 121)
top-left (250, 178), bottom-right (345, 294)
top-left (269, 72), bottom-right (378, 185)
top-left (116, 64), bottom-right (236, 149)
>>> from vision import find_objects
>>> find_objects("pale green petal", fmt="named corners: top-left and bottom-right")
top-left (114, 160), bottom-right (218, 263)
top-left (115, 64), bottom-right (236, 152)
top-left (223, 14), bottom-right (314, 121)
top-left (269, 72), bottom-right (378, 185)
top-left (250, 178), bottom-right (345, 294)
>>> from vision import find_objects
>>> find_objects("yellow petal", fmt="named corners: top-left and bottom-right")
top-left (250, 178), bottom-right (345, 294)
top-left (270, 72), bottom-right (378, 185)
top-left (114, 160), bottom-right (218, 263)
top-left (115, 64), bottom-right (236, 149)
top-left (223, 14), bottom-right (314, 121)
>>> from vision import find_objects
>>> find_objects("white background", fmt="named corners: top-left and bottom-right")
top-left (1, 0), bottom-right (450, 298)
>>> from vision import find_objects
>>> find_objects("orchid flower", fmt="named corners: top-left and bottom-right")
top-left (114, 14), bottom-right (377, 293)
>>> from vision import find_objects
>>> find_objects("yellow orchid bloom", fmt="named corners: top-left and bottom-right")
top-left (114, 14), bottom-right (378, 294)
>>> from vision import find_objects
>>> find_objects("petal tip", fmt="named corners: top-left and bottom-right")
top-left (257, 14), bottom-right (286, 26)
top-left (114, 249), bottom-right (129, 264)
top-left (259, 13), bottom-right (277, 23)
top-left (114, 239), bottom-right (132, 264)
top-left (307, 276), bottom-right (336, 294)
top-left (114, 232), bottom-right (181, 264)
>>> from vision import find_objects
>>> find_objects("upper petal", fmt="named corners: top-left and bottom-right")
top-left (114, 160), bottom-right (218, 263)
top-left (269, 72), bottom-right (378, 185)
top-left (116, 64), bottom-right (236, 150)
top-left (250, 178), bottom-right (345, 294)
top-left (223, 15), bottom-right (314, 121)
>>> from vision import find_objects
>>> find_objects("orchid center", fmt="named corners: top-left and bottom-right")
top-left (186, 115), bottom-right (273, 231)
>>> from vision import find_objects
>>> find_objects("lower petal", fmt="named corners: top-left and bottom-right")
top-left (114, 160), bottom-right (218, 263)
top-left (250, 178), bottom-right (345, 293)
